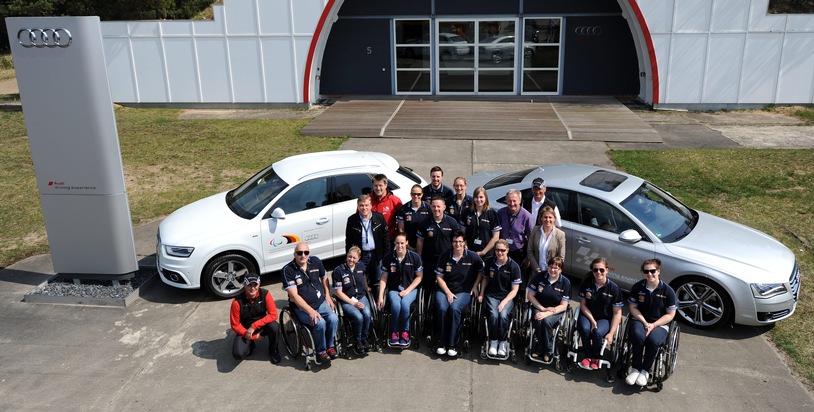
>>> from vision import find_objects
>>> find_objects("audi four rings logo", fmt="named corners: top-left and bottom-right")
top-left (17, 28), bottom-right (73, 48)
top-left (574, 26), bottom-right (602, 36)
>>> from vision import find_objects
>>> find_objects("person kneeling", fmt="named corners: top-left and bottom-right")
top-left (230, 275), bottom-right (281, 364)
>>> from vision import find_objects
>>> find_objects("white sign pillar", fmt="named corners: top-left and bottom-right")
top-left (6, 16), bottom-right (138, 279)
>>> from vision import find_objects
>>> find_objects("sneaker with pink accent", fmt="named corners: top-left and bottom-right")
top-left (579, 358), bottom-right (593, 370)
top-left (590, 359), bottom-right (600, 370)
top-left (390, 332), bottom-right (399, 346)
top-left (400, 332), bottom-right (410, 346)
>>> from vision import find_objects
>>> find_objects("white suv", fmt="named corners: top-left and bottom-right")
top-left (156, 150), bottom-right (426, 298)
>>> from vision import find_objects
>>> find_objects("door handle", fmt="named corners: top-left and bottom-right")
top-left (316, 218), bottom-right (330, 225)
top-left (577, 236), bottom-right (591, 244)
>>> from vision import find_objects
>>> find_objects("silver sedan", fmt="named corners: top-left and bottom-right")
top-left (468, 164), bottom-right (800, 329)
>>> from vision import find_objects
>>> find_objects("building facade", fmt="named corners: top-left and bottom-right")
top-left (101, 0), bottom-right (814, 109)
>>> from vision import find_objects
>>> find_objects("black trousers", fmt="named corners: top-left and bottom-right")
top-left (232, 322), bottom-right (280, 360)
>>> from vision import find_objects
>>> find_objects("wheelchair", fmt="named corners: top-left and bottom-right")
top-left (378, 287), bottom-right (424, 350)
top-left (616, 316), bottom-right (680, 392)
top-left (279, 303), bottom-right (341, 371)
top-left (564, 310), bottom-right (626, 382)
top-left (332, 290), bottom-right (380, 359)
top-left (522, 303), bottom-right (573, 371)
top-left (479, 294), bottom-right (523, 363)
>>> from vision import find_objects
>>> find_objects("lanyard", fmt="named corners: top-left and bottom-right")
top-left (360, 214), bottom-right (371, 248)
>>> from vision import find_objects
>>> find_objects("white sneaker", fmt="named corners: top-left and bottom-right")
top-left (447, 348), bottom-right (458, 357)
top-left (488, 340), bottom-right (498, 356)
top-left (636, 370), bottom-right (649, 386)
top-left (497, 341), bottom-right (508, 357)
top-left (625, 369), bottom-right (640, 386)
top-left (436, 347), bottom-right (447, 355)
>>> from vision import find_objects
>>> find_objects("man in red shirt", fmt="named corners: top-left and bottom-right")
top-left (229, 275), bottom-right (281, 364)
top-left (370, 173), bottom-right (403, 239)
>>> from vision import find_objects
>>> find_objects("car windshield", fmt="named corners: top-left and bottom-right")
top-left (226, 165), bottom-right (289, 219)
top-left (483, 168), bottom-right (535, 190)
top-left (620, 182), bottom-right (696, 243)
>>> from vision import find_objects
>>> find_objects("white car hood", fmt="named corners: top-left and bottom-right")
top-left (663, 211), bottom-right (795, 283)
top-left (159, 191), bottom-right (252, 245)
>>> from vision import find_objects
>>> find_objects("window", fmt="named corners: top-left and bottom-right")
top-left (331, 174), bottom-right (374, 204)
top-left (577, 193), bottom-right (641, 237)
top-left (272, 178), bottom-right (329, 215)
top-left (227, 166), bottom-right (288, 219)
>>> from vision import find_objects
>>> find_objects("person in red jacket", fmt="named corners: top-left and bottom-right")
top-left (230, 275), bottom-right (281, 364)
top-left (371, 173), bottom-right (403, 239)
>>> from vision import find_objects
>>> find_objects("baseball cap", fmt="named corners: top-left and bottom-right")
top-left (532, 177), bottom-right (545, 188)
top-left (243, 276), bottom-right (261, 285)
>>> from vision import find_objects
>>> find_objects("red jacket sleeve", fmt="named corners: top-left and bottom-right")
top-left (230, 298), bottom-right (246, 337)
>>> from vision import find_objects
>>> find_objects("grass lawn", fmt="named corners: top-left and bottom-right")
top-left (611, 148), bottom-right (814, 387)
top-left (0, 107), bottom-right (345, 268)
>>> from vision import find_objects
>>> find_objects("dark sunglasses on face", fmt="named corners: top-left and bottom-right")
top-left (643, 268), bottom-right (657, 274)
top-left (296, 250), bottom-right (310, 256)
top-left (495, 248), bottom-right (508, 253)
top-left (592, 267), bottom-right (606, 273)
top-left (411, 193), bottom-right (422, 197)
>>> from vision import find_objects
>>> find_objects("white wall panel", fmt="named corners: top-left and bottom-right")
top-left (674, 0), bottom-right (710, 33)
top-left (196, 38), bottom-right (232, 101)
top-left (193, 6), bottom-right (225, 35)
top-left (739, 33), bottom-right (782, 103)
top-left (788, 14), bottom-right (814, 31)
top-left (229, 38), bottom-right (265, 102)
top-left (703, 34), bottom-right (745, 103)
top-left (638, 0), bottom-right (675, 34)
top-left (263, 38), bottom-right (298, 101)
top-left (131, 39), bottom-right (168, 101)
top-left (293, 0), bottom-right (326, 33)
top-left (260, 0), bottom-right (292, 34)
top-left (710, 0), bottom-right (750, 32)
top-left (130, 22), bottom-right (161, 37)
top-left (103, 38), bottom-right (138, 102)
top-left (103, 22), bottom-right (129, 36)
top-left (161, 21), bottom-right (193, 36)
top-left (164, 39), bottom-right (200, 102)
top-left (225, 0), bottom-right (258, 35)
top-left (651, 34), bottom-right (672, 102)
top-left (665, 35), bottom-right (706, 103)
top-left (776, 34), bottom-right (814, 103)
top-left (748, 0), bottom-right (786, 32)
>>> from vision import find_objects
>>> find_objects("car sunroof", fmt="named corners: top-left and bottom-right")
top-left (579, 170), bottom-right (627, 192)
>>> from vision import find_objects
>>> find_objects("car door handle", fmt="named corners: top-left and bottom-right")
top-left (316, 218), bottom-right (330, 225)
top-left (577, 236), bottom-right (591, 244)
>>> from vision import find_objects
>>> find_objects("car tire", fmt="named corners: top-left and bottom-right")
top-left (202, 253), bottom-right (257, 299)
top-left (491, 52), bottom-right (502, 64)
top-left (671, 276), bottom-right (732, 329)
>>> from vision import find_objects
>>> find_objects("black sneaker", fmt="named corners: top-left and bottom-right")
top-left (317, 351), bottom-right (330, 363)
top-left (270, 352), bottom-right (282, 364)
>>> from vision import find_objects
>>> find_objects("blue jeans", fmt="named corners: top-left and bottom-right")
top-left (435, 291), bottom-right (471, 348)
top-left (485, 296), bottom-right (514, 341)
top-left (341, 296), bottom-right (372, 341)
top-left (630, 320), bottom-right (669, 372)
top-left (389, 289), bottom-right (418, 333)
top-left (294, 300), bottom-right (338, 354)
top-left (577, 315), bottom-right (610, 358)
top-left (532, 309), bottom-right (563, 356)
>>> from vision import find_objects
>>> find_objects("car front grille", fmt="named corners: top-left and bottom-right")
top-left (789, 261), bottom-right (801, 302)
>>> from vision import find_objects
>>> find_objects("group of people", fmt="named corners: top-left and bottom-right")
top-left (228, 167), bottom-right (678, 387)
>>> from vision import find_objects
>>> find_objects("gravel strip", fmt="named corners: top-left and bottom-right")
top-left (30, 267), bottom-right (156, 299)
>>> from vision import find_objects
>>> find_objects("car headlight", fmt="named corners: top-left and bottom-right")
top-left (750, 283), bottom-right (788, 299)
top-left (164, 245), bottom-right (195, 258)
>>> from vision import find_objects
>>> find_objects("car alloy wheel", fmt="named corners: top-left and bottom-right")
top-left (673, 277), bottom-right (732, 329)
top-left (202, 253), bottom-right (255, 298)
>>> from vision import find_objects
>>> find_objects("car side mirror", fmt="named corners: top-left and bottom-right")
top-left (618, 229), bottom-right (641, 244)
top-left (270, 208), bottom-right (286, 220)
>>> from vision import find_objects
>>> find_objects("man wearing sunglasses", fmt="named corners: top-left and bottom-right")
top-left (282, 242), bottom-right (339, 364)
top-left (230, 275), bottom-right (281, 364)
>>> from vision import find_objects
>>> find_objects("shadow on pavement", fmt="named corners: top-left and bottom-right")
top-left (0, 268), bottom-right (52, 286)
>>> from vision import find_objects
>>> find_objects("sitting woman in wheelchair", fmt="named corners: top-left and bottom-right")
top-left (526, 256), bottom-right (571, 363)
top-left (478, 239), bottom-right (521, 358)
top-left (332, 246), bottom-right (373, 355)
top-left (576, 257), bottom-right (623, 370)
top-left (378, 232), bottom-right (424, 347)
top-left (625, 258), bottom-right (677, 387)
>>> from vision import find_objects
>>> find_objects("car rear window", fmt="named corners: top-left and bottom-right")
top-left (579, 170), bottom-right (627, 192)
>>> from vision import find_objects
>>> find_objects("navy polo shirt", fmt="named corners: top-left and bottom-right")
top-left (282, 256), bottom-right (327, 310)
top-left (628, 279), bottom-right (678, 323)
top-left (528, 272), bottom-right (572, 307)
top-left (463, 208), bottom-right (501, 253)
top-left (395, 201), bottom-right (431, 246)
top-left (422, 183), bottom-right (454, 203)
top-left (445, 194), bottom-right (474, 225)
top-left (483, 257), bottom-right (522, 300)
top-left (380, 250), bottom-right (424, 291)
top-left (435, 250), bottom-right (484, 294)
top-left (577, 277), bottom-right (624, 321)
top-left (332, 261), bottom-right (367, 300)
top-left (416, 215), bottom-right (462, 259)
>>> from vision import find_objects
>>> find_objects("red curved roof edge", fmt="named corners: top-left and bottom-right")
top-left (626, 0), bottom-right (659, 104)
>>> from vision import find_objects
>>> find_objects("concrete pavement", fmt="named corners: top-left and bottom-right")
top-left (1, 105), bottom-right (813, 411)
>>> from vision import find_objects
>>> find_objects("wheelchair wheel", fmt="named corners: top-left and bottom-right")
top-left (616, 315), bottom-right (633, 380)
top-left (667, 322), bottom-right (680, 377)
top-left (280, 307), bottom-right (301, 359)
